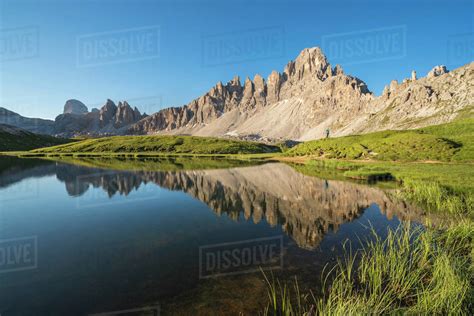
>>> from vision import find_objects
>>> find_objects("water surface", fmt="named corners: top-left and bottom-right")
top-left (0, 157), bottom-right (427, 315)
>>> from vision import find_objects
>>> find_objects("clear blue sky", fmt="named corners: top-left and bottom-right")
top-left (0, 0), bottom-right (472, 119)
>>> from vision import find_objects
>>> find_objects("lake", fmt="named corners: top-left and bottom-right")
top-left (0, 157), bottom-right (428, 315)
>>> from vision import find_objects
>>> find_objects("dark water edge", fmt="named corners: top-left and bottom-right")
top-left (0, 157), bottom-right (429, 315)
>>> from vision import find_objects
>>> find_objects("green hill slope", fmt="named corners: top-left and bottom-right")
top-left (0, 124), bottom-right (70, 151)
top-left (30, 135), bottom-right (280, 155)
top-left (288, 118), bottom-right (474, 162)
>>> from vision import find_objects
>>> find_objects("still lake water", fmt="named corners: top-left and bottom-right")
top-left (0, 157), bottom-right (427, 315)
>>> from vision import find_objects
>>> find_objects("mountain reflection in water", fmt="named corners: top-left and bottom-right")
top-left (0, 158), bottom-right (423, 250)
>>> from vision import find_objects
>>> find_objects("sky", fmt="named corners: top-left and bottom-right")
top-left (0, 0), bottom-right (473, 119)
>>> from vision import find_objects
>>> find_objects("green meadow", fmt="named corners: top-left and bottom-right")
top-left (0, 127), bottom-right (71, 151)
top-left (288, 117), bottom-right (474, 162)
top-left (26, 134), bottom-right (280, 155)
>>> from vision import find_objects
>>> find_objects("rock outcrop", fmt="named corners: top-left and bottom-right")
top-left (114, 101), bottom-right (145, 128)
top-left (128, 47), bottom-right (472, 141)
top-left (99, 99), bottom-right (118, 128)
top-left (63, 99), bottom-right (88, 115)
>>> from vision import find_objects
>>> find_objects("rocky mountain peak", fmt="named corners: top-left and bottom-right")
top-left (267, 71), bottom-right (283, 104)
top-left (285, 47), bottom-right (331, 81)
top-left (239, 76), bottom-right (253, 101)
top-left (296, 47), bottom-right (328, 66)
top-left (114, 101), bottom-right (144, 128)
top-left (63, 99), bottom-right (88, 115)
top-left (208, 81), bottom-right (227, 99)
top-left (99, 99), bottom-right (118, 128)
top-left (333, 64), bottom-right (344, 76)
top-left (226, 76), bottom-right (243, 96)
top-left (133, 106), bottom-right (141, 116)
top-left (228, 76), bottom-right (241, 87)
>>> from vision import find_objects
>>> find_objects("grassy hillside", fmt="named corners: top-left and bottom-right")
top-left (0, 125), bottom-right (71, 151)
top-left (30, 135), bottom-right (280, 155)
top-left (288, 118), bottom-right (474, 162)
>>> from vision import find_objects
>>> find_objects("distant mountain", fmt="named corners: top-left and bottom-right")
top-left (53, 99), bottom-right (147, 137)
top-left (0, 107), bottom-right (55, 134)
top-left (0, 99), bottom-right (148, 138)
top-left (0, 124), bottom-right (70, 151)
top-left (63, 99), bottom-right (88, 115)
top-left (129, 47), bottom-right (473, 141)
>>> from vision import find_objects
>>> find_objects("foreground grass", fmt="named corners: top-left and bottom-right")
top-left (288, 118), bottom-right (474, 162)
top-left (26, 135), bottom-right (281, 155)
top-left (265, 221), bottom-right (474, 315)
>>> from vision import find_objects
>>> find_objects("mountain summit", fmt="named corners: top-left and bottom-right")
top-left (128, 47), bottom-right (473, 141)
top-left (63, 99), bottom-right (88, 115)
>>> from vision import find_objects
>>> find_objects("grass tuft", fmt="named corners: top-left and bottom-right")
top-left (264, 222), bottom-right (474, 315)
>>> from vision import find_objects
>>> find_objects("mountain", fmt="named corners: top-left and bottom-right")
top-left (0, 107), bottom-right (55, 134)
top-left (2, 47), bottom-right (472, 141)
top-left (0, 124), bottom-right (70, 151)
top-left (0, 99), bottom-right (147, 138)
top-left (129, 47), bottom-right (473, 141)
top-left (54, 99), bottom-right (147, 137)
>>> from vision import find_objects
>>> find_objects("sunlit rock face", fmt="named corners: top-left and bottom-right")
top-left (129, 47), bottom-right (473, 142)
top-left (129, 47), bottom-right (373, 141)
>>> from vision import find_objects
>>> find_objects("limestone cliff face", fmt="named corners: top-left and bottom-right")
top-left (99, 99), bottom-right (118, 128)
top-left (114, 101), bottom-right (144, 128)
top-left (128, 47), bottom-right (472, 141)
top-left (129, 47), bottom-right (373, 139)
